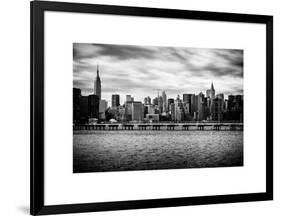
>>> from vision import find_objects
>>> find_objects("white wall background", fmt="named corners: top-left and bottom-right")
top-left (0, 0), bottom-right (279, 215)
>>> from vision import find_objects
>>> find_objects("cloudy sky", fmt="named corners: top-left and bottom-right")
top-left (73, 43), bottom-right (243, 105)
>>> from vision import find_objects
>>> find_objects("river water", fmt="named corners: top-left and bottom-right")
top-left (73, 130), bottom-right (243, 173)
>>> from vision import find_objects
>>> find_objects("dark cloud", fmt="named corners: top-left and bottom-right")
top-left (92, 44), bottom-right (155, 60)
top-left (214, 49), bottom-right (243, 68)
top-left (200, 63), bottom-right (243, 77)
top-left (74, 43), bottom-right (155, 61)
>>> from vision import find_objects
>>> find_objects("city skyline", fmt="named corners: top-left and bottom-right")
top-left (73, 43), bottom-right (243, 105)
top-left (74, 70), bottom-right (243, 123)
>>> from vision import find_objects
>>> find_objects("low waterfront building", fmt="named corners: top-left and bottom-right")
top-left (145, 114), bottom-right (160, 122)
top-left (99, 99), bottom-right (108, 120)
top-left (147, 105), bottom-right (155, 114)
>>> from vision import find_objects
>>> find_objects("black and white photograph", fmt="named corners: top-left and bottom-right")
top-left (27, 1), bottom-right (274, 215)
top-left (73, 43), bottom-right (244, 173)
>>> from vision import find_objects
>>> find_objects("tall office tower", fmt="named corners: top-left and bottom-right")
top-left (112, 94), bottom-right (120, 108)
top-left (158, 96), bottom-right (163, 113)
top-left (227, 95), bottom-right (235, 111)
top-left (73, 88), bottom-right (81, 124)
top-left (168, 98), bottom-right (174, 104)
top-left (210, 82), bottom-right (215, 99)
top-left (88, 94), bottom-right (100, 119)
top-left (191, 94), bottom-right (198, 115)
top-left (183, 94), bottom-right (191, 103)
top-left (207, 97), bottom-right (211, 111)
top-left (125, 102), bottom-right (133, 121)
top-left (94, 65), bottom-right (101, 100)
top-left (216, 93), bottom-right (225, 111)
top-left (144, 96), bottom-right (151, 105)
top-left (211, 98), bottom-right (224, 121)
top-left (126, 95), bottom-right (133, 102)
top-left (206, 89), bottom-right (211, 98)
top-left (235, 95), bottom-right (243, 122)
top-left (224, 99), bottom-right (228, 111)
top-left (206, 82), bottom-right (215, 99)
top-left (162, 91), bottom-right (167, 112)
top-left (169, 103), bottom-right (175, 121)
top-left (197, 92), bottom-right (206, 121)
top-left (224, 95), bottom-right (243, 121)
top-left (167, 98), bottom-right (174, 112)
top-left (175, 100), bottom-right (184, 121)
top-left (131, 102), bottom-right (144, 121)
top-left (217, 93), bottom-right (224, 100)
top-left (183, 93), bottom-right (192, 114)
top-left (79, 96), bottom-right (89, 123)
top-left (153, 97), bottom-right (158, 106)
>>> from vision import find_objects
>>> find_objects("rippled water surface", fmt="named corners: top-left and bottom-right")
top-left (73, 131), bottom-right (243, 173)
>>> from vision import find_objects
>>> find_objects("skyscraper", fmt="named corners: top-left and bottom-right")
top-left (169, 103), bottom-right (175, 121)
top-left (73, 88), bottom-right (81, 124)
top-left (206, 82), bottom-right (215, 99)
top-left (217, 93), bottom-right (224, 100)
top-left (94, 65), bottom-right (101, 100)
top-left (211, 97), bottom-right (223, 121)
top-left (153, 97), bottom-right (158, 106)
top-left (198, 92), bottom-right (206, 121)
top-left (88, 94), bottom-right (100, 119)
top-left (131, 102), bottom-right (144, 121)
top-left (112, 94), bottom-right (120, 108)
top-left (162, 91), bottom-right (167, 112)
top-left (175, 100), bottom-right (184, 121)
top-left (144, 96), bottom-right (151, 105)
top-left (126, 95), bottom-right (133, 102)
top-left (191, 94), bottom-right (198, 115)
top-left (158, 96), bottom-right (163, 113)
top-left (210, 82), bottom-right (215, 99)
top-left (183, 93), bottom-right (192, 114)
top-left (79, 96), bottom-right (89, 123)
top-left (206, 89), bottom-right (211, 98)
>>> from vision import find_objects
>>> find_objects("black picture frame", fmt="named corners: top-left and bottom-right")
top-left (30, 1), bottom-right (273, 215)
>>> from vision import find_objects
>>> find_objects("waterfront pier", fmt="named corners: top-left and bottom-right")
top-left (73, 122), bottom-right (243, 131)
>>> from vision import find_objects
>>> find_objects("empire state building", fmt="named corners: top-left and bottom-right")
top-left (94, 65), bottom-right (101, 100)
